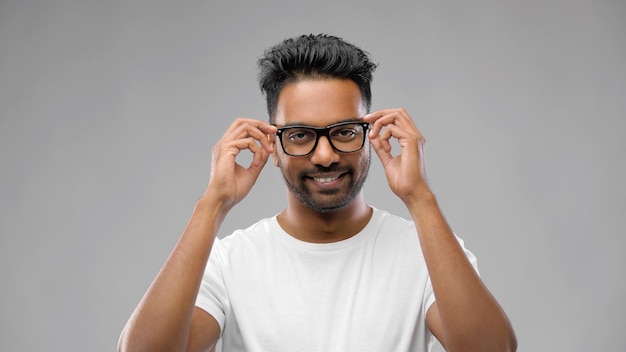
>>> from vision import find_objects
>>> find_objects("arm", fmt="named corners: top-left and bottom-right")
top-left (117, 119), bottom-right (277, 352)
top-left (364, 109), bottom-right (516, 352)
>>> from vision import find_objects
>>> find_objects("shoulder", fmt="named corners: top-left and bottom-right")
top-left (370, 207), bottom-right (417, 239)
top-left (371, 207), bottom-right (479, 270)
top-left (373, 207), bottom-right (413, 226)
top-left (212, 216), bottom-right (282, 262)
top-left (220, 216), bottom-right (276, 245)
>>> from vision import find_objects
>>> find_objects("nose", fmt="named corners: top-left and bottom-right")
top-left (310, 136), bottom-right (340, 167)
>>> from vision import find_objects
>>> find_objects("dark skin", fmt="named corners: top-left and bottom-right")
top-left (118, 78), bottom-right (517, 351)
top-left (272, 79), bottom-right (372, 244)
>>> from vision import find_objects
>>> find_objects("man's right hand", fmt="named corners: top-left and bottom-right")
top-left (118, 118), bottom-right (276, 352)
top-left (203, 118), bottom-right (277, 211)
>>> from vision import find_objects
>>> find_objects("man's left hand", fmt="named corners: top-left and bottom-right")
top-left (364, 108), bottom-right (432, 204)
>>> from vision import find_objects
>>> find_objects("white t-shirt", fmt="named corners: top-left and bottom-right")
top-left (196, 207), bottom-right (478, 352)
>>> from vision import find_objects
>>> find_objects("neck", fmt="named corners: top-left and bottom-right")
top-left (277, 192), bottom-right (372, 243)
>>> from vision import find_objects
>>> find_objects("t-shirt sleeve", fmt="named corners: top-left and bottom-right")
top-left (195, 238), bottom-right (228, 332)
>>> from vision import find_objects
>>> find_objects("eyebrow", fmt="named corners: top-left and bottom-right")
top-left (276, 117), bottom-right (363, 128)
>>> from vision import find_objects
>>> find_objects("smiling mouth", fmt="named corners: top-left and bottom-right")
top-left (313, 175), bottom-right (341, 183)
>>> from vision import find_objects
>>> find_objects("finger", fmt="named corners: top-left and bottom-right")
top-left (364, 109), bottom-right (416, 138)
top-left (249, 147), bottom-right (270, 171)
top-left (373, 110), bottom-right (415, 132)
top-left (382, 123), bottom-right (426, 159)
top-left (362, 111), bottom-right (386, 138)
top-left (240, 121), bottom-right (278, 153)
top-left (230, 137), bottom-right (272, 170)
top-left (223, 120), bottom-right (276, 153)
top-left (222, 118), bottom-right (276, 141)
top-left (378, 126), bottom-right (394, 153)
top-left (213, 140), bottom-right (268, 185)
top-left (365, 108), bottom-right (413, 121)
top-left (369, 133), bottom-right (394, 166)
top-left (236, 124), bottom-right (275, 154)
top-left (248, 139), bottom-right (269, 168)
top-left (224, 118), bottom-right (275, 133)
top-left (213, 137), bottom-right (261, 165)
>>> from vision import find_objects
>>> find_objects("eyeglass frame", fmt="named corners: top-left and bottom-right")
top-left (273, 120), bottom-right (371, 157)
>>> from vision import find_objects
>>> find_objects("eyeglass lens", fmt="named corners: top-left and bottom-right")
top-left (279, 122), bottom-right (368, 156)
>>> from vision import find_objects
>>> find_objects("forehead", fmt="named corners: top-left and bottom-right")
top-left (274, 79), bottom-right (366, 127)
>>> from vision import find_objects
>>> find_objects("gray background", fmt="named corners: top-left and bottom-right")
top-left (1, 0), bottom-right (624, 351)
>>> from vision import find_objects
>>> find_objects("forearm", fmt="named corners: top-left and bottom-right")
top-left (407, 192), bottom-right (516, 351)
top-left (118, 196), bottom-right (227, 352)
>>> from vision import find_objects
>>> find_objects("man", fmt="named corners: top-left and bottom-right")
top-left (118, 34), bottom-right (517, 351)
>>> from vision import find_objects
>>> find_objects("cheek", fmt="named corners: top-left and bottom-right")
top-left (357, 149), bottom-right (371, 173)
top-left (357, 146), bottom-right (370, 164)
top-left (272, 146), bottom-right (288, 168)
top-left (274, 152), bottom-right (292, 173)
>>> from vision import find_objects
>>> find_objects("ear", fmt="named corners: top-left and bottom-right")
top-left (272, 148), bottom-right (279, 167)
top-left (269, 134), bottom-right (279, 167)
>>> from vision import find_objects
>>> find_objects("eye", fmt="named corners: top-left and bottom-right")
top-left (285, 128), bottom-right (316, 144)
top-left (331, 125), bottom-right (360, 141)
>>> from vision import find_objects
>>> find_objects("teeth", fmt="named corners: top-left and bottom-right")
top-left (314, 176), bottom-right (339, 183)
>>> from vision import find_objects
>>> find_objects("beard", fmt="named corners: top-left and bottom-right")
top-left (279, 155), bottom-right (370, 213)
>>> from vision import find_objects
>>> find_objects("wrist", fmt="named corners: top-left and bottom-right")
top-left (196, 192), bottom-right (232, 223)
top-left (402, 188), bottom-right (438, 209)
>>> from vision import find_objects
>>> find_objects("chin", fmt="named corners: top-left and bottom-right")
top-left (299, 193), bottom-right (357, 214)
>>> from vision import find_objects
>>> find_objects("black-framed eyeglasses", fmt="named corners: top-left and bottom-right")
top-left (274, 121), bottom-right (370, 157)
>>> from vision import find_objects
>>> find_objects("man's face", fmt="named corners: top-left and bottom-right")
top-left (272, 78), bottom-right (370, 213)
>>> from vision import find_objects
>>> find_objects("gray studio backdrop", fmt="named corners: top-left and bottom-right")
top-left (1, 0), bottom-right (624, 351)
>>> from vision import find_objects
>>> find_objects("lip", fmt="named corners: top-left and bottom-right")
top-left (306, 172), bottom-right (347, 187)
